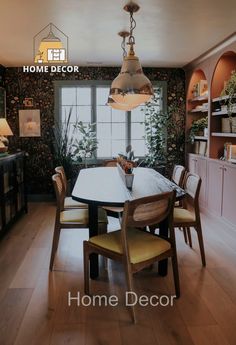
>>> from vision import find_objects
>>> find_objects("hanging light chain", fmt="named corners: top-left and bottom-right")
top-left (128, 10), bottom-right (136, 46)
top-left (121, 36), bottom-right (127, 58)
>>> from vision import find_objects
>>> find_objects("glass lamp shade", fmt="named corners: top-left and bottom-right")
top-left (110, 54), bottom-right (153, 107)
top-left (107, 96), bottom-right (136, 111)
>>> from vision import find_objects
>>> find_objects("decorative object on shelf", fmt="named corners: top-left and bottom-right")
top-left (221, 70), bottom-right (236, 132)
top-left (221, 117), bottom-right (231, 133)
top-left (223, 142), bottom-right (232, 160)
top-left (228, 144), bottom-right (236, 163)
top-left (199, 141), bottom-right (207, 156)
top-left (109, 1), bottom-right (153, 109)
top-left (116, 157), bottom-right (134, 190)
top-left (19, 109), bottom-right (41, 137)
top-left (0, 87), bottom-right (6, 117)
top-left (189, 117), bottom-right (208, 143)
top-left (23, 98), bottom-right (34, 107)
top-left (0, 118), bottom-right (13, 153)
top-left (192, 80), bottom-right (208, 98)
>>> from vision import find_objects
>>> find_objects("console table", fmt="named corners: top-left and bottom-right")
top-left (0, 152), bottom-right (27, 238)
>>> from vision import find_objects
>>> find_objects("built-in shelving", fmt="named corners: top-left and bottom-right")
top-left (194, 136), bottom-right (208, 140)
top-left (212, 132), bottom-right (236, 138)
top-left (212, 110), bottom-right (236, 116)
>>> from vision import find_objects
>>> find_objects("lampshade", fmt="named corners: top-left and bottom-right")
top-left (110, 48), bottom-right (153, 107)
top-left (0, 118), bottom-right (13, 136)
top-left (107, 96), bottom-right (136, 111)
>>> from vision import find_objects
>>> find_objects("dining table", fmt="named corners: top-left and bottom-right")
top-left (72, 166), bottom-right (185, 279)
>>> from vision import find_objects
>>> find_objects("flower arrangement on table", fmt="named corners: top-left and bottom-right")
top-left (117, 156), bottom-right (134, 174)
top-left (116, 157), bottom-right (134, 190)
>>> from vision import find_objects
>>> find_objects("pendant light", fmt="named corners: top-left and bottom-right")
top-left (109, 2), bottom-right (153, 108)
top-left (107, 31), bottom-right (136, 111)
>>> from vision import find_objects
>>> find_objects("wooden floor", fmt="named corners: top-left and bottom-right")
top-left (0, 202), bottom-right (236, 345)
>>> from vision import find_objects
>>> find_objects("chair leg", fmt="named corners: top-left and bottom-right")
top-left (186, 227), bottom-right (192, 248)
top-left (183, 227), bottom-right (188, 244)
top-left (171, 254), bottom-right (180, 298)
top-left (123, 261), bottom-right (136, 323)
top-left (83, 242), bottom-right (90, 295)
top-left (196, 223), bottom-right (206, 266)
top-left (49, 224), bottom-right (61, 271)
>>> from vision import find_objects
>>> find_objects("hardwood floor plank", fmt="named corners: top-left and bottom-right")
top-left (0, 288), bottom-right (33, 345)
top-left (50, 323), bottom-right (86, 345)
top-left (188, 325), bottom-right (230, 345)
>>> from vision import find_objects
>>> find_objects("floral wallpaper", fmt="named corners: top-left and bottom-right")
top-left (3, 66), bottom-right (185, 194)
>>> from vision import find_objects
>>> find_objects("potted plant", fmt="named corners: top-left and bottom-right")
top-left (73, 121), bottom-right (98, 168)
top-left (189, 117), bottom-right (208, 143)
top-left (221, 70), bottom-right (236, 133)
top-left (142, 90), bottom-right (168, 169)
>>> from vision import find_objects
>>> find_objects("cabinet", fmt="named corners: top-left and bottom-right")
top-left (0, 152), bottom-right (27, 238)
top-left (222, 164), bottom-right (236, 224)
top-left (207, 160), bottom-right (223, 216)
top-left (188, 154), bottom-right (207, 206)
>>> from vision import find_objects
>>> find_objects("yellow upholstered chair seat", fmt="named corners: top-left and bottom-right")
top-left (64, 196), bottom-right (87, 209)
top-left (89, 228), bottom-right (171, 264)
top-left (174, 208), bottom-right (195, 224)
top-left (60, 208), bottom-right (108, 224)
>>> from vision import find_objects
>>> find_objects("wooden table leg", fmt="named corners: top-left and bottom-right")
top-left (158, 218), bottom-right (168, 276)
top-left (88, 204), bottom-right (99, 279)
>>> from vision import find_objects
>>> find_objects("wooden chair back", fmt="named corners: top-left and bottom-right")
top-left (55, 166), bottom-right (67, 194)
top-left (172, 165), bottom-right (185, 187)
top-left (120, 191), bottom-right (176, 263)
top-left (52, 173), bottom-right (65, 213)
top-left (183, 172), bottom-right (201, 215)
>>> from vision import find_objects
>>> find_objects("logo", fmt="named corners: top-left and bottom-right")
top-left (33, 23), bottom-right (68, 64)
top-left (23, 23), bottom-right (79, 73)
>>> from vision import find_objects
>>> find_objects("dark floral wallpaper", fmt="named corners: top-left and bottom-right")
top-left (3, 66), bottom-right (185, 194)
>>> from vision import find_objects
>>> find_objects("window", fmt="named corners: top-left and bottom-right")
top-left (55, 81), bottom-right (166, 159)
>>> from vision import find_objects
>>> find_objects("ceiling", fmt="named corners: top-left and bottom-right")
top-left (0, 0), bottom-right (235, 68)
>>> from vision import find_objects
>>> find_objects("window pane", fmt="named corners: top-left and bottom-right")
top-left (76, 87), bottom-right (91, 105)
top-left (112, 123), bottom-right (126, 140)
top-left (97, 123), bottom-right (111, 139)
top-left (77, 106), bottom-right (91, 122)
top-left (97, 140), bottom-right (111, 157)
top-left (132, 140), bottom-right (146, 157)
top-left (131, 123), bottom-right (145, 139)
top-left (61, 87), bottom-right (76, 105)
top-left (112, 140), bottom-right (125, 156)
top-left (97, 106), bottom-right (111, 122)
top-left (61, 106), bottom-right (77, 123)
top-left (131, 106), bottom-right (145, 122)
top-left (112, 109), bottom-right (126, 123)
top-left (96, 87), bottom-right (109, 105)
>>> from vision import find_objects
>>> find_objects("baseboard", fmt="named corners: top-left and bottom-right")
top-left (201, 205), bottom-right (236, 232)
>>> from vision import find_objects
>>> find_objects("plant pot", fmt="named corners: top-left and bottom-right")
top-left (232, 117), bottom-right (236, 133)
top-left (222, 118), bottom-right (232, 133)
top-left (196, 130), bottom-right (204, 136)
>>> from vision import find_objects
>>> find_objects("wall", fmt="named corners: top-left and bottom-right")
top-left (4, 67), bottom-right (185, 194)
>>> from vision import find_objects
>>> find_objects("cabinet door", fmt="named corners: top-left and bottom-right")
top-left (188, 155), bottom-right (197, 173)
top-left (222, 165), bottom-right (236, 225)
top-left (207, 160), bottom-right (223, 216)
top-left (196, 157), bottom-right (207, 206)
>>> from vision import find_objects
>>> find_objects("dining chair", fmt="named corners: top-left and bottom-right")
top-left (55, 166), bottom-right (87, 209)
top-left (50, 174), bottom-right (108, 271)
top-left (172, 165), bottom-right (186, 187)
top-left (84, 191), bottom-right (180, 323)
top-left (173, 172), bottom-right (206, 266)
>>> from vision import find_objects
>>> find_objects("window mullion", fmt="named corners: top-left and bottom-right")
top-left (127, 111), bottom-right (131, 148)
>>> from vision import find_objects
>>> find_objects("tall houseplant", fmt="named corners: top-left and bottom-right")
top-left (52, 107), bottom-right (79, 179)
top-left (143, 90), bottom-right (168, 168)
top-left (221, 70), bottom-right (236, 132)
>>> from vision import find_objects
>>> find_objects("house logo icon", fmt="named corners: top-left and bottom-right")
top-left (33, 23), bottom-right (68, 64)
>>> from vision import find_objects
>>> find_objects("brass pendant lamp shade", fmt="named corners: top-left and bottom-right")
top-left (110, 47), bottom-right (153, 107)
top-left (107, 95), bottom-right (136, 111)
top-left (109, 2), bottom-right (153, 110)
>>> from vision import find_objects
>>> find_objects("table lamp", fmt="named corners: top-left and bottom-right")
top-left (0, 118), bottom-right (13, 153)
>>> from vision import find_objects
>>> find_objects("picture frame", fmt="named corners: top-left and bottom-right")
top-left (0, 87), bottom-right (6, 117)
top-left (19, 109), bottom-right (41, 137)
top-left (23, 97), bottom-right (34, 107)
